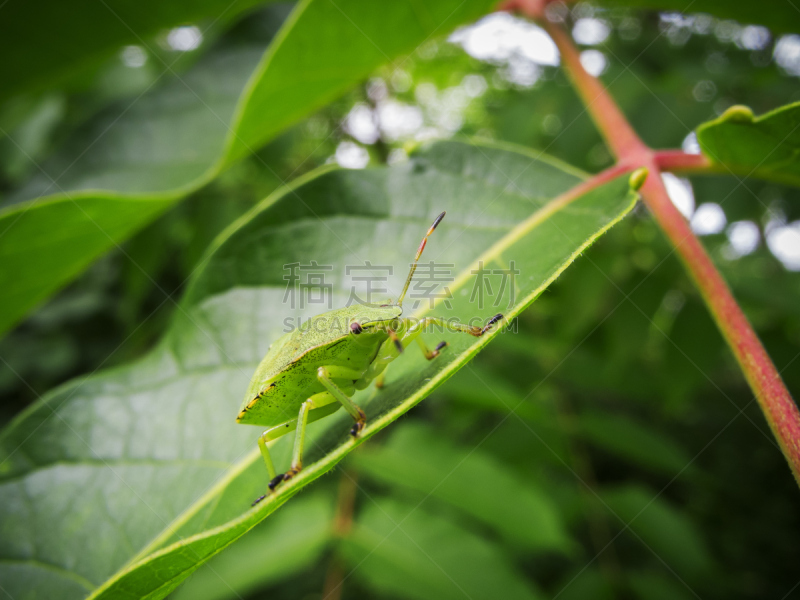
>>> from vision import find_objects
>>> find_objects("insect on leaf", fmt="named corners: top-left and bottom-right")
top-left (0, 139), bottom-right (638, 600)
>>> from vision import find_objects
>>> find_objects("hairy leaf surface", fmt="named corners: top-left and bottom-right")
top-left (0, 140), bottom-right (638, 599)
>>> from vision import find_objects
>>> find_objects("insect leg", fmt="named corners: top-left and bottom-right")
top-left (267, 400), bottom-right (311, 492)
top-left (389, 318), bottom-right (447, 361)
top-left (374, 371), bottom-right (386, 389)
top-left (409, 313), bottom-right (505, 337)
top-left (252, 397), bottom-right (340, 504)
top-left (253, 423), bottom-right (287, 505)
top-left (415, 337), bottom-right (448, 360)
top-left (362, 324), bottom-right (416, 388)
top-left (287, 399), bottom-right (311, 477)
top-left (317, 366), bottom-right (366, 436)
top-left (257, 432), bottom-right (278, 481)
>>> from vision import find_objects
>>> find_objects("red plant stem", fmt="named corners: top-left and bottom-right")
top-left (535, 15), bottom-right (800, 484)
top-left (655, 150), bottom-right (715, 174)
top-left (565, 162), bottom-right (639, 196)
top-left (656, 150), bottom-right (800, 186)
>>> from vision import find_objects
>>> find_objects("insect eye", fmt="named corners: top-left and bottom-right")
top-left (350, 322), bottom-right (363, 334)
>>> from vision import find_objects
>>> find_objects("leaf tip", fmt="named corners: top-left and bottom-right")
top-left (629, 167), bottom-right (648, 191)
top-left (720, 104), bottom-right (754, 123)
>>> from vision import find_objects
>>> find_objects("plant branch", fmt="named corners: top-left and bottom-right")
top-left (516, 9), bottom-right (800, 484)
top-left (654, 150), bottom-right (714, 173)
top-left (655, 151), bottom-right (800, 187)
top-left (567, 162), bottom-right (642, 196)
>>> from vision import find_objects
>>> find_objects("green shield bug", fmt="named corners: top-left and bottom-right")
top-left (238, 212), bottom-right (503, 504)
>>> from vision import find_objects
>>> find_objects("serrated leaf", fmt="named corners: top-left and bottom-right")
top-left (353, 422), bottom-right (573, 553)
top-left (339, 499), bottom-right (545, 600)
top-left (0, 0), bottom-right (496, 337)
top-left (0, 139), bottom-right (638, 600)
top-left (696, 102), bottom-right (800, 187)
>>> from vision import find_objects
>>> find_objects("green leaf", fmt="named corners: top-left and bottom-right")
top-left (627, 570), bottom-right (698, 600)
top-left (0, 0), bottom-right (268, 100)
top-left (0, 140), bottom-right (638, 600)
top-left (432, 362), bottom-right (545, 421)
top-left (554, 567), bottom-right (614, 600)
top-left (575, 411), bottom-right (695, 476)
top-left (600, 0), bottom-right (800, 35)
top-left (170, 492), bottom-right (334, 600)
top-left (0, 0), bottom-right (496, 337)
top-left (339, 499), bottom-right (545, 600)
top-left (226, 0), bottom-right (496, 161)
top-left (353, 422), bottom-right (573, 553)
top-left (696, 102), bottom-right (800, 187)
top-left (600, 484), bottom-right (715, 583)
top-left (0, 8), bottom-right (283, 339)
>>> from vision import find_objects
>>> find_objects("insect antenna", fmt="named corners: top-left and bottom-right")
top-left (397, 211), bottom-right (446, 307)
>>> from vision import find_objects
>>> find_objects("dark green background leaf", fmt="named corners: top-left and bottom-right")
top-left (600, 484), bottom-right (715, 584)
top-left (340, 499), bottom-right (546, 600)
top-left (0, 0), bottom-right (267, 100)
top-left (575, 411), bottom-right (695, 475)
top-left (354, 422), bottom-right (573, 553)
top-left (602, 0), bottom-right (800, 34)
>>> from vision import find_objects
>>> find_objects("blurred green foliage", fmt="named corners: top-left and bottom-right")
top-left (1, 1), bottom-right (799, 599)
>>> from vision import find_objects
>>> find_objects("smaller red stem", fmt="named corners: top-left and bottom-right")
top-left (656, 150), bottom-right (800, 186)
top-left (654, 150), bottom-right (714, 173)
top-left (567, 163), bottom-right (636, 195)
